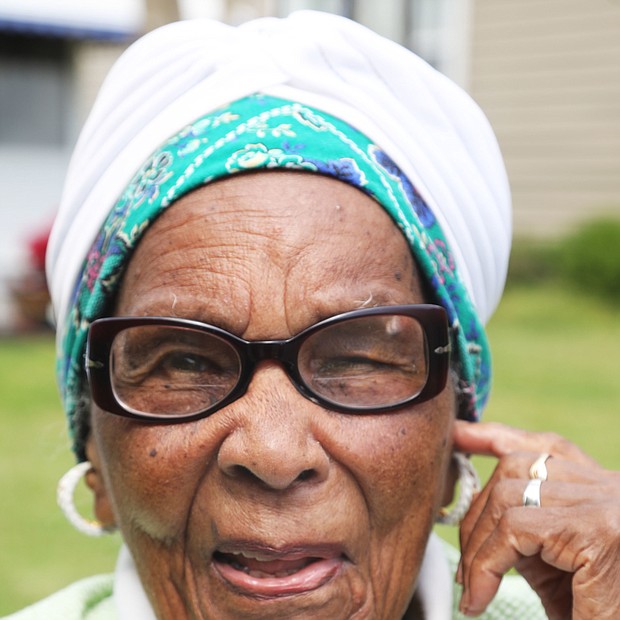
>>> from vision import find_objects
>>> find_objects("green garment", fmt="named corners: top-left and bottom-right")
top-left (3, 575), bottom-right (114, 620)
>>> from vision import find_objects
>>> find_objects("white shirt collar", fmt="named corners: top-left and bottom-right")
top-left (114, 545), bottom-right (156, 620)
top-left (416, 532), bottom-right (454, 620)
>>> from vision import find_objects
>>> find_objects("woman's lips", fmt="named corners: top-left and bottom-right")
top-left (212, 545), bottom-right (345, 598)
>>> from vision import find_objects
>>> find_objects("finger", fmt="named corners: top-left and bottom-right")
top-left (459, 478), bottom-right (523, 589)
top-left (460, 455), bottom-right (549, 557)
top-left (460, 505), bottom-right (570, 616)
top-left (453, 420), bottom-right (598, 466)
top-left (461, 505), bottom-right (620, 619)
top-left (457, 457), bottom-right (532, 583)
top-left (458, 453), bottom-right (617, 587)
top-left (485, 451), bottom-right (599, 485)
top-left (460, 479), bottom-right (611, 593)
top-left (466, 450), bottom-right (614, 528)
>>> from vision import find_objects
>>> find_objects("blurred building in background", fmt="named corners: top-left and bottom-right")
top-left (0, 0), bottom-right (147, 330)
top-left (470, 1), bottom-right (620, 237)
top-left (1, 0), bottom-right (619, 330)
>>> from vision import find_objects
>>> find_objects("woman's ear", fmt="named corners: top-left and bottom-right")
top-left (84, 438), bottom-right (116, 529)
top-left (440, 454), bottom-right (459, 509)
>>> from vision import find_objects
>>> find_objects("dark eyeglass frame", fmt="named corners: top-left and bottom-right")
top-left (86, 304), bottom-right (450, 422)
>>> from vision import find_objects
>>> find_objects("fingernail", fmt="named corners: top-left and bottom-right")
top-left (459, 589), bottom-right (469, 615)
top-left (463, 605), bottom-right (483, 617)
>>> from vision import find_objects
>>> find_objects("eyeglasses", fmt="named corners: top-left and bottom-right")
top-left (86, 304), bottom-right (450, 422)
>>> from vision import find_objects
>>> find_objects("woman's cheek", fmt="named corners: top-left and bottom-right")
top-left (92, 414), bottom-right (205, 541)
top-left (339, 402), bottom-right (453, 535)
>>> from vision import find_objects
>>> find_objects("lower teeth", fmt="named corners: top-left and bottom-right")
top-left (230, 561), bottom-right (302, 578)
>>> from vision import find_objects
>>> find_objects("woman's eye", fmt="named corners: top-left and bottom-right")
top-left (161, 352), bottom-right (212, 374)
top-left (316, 356), bottom-right (401, 376)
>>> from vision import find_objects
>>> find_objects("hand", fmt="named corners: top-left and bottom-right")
top-left (453, 420), bottom-right (620, 619)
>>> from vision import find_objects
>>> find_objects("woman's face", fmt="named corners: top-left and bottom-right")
top-left (88, 171), bottom-right (456, 620)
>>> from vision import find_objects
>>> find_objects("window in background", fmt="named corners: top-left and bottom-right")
top-left (0, 33), bottom-right (72, 146)
top-left (276, 0), bottom-right (353, 19)
top-left (407, 0), bottom-right (472, 87)
top-left (274, 0), bottom-right (472, 87)
top-left (0, 32), bottom-right (73, 330)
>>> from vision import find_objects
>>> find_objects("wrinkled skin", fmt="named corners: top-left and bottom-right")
top-left (86, 171), bottom-right (457, 620)
top-left (455, 421), bottom-right (620, 619)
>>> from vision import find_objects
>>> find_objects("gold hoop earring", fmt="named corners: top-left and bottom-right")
top-left (436, 452), bottom-right (480, 526)
top-left (57, 461), bottom-right (116, 537)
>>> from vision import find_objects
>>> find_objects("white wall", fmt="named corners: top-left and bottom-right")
top-left (0, 146), bottom-right (69, 329)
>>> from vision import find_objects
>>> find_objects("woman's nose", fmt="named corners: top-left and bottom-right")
top-left (217, 365), bottom-right (330, 490)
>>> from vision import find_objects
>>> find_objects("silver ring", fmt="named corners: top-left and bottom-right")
top-left (529, 453), bottom-right (551, 481)
top-left (522, 478), bottom-right (543, 507)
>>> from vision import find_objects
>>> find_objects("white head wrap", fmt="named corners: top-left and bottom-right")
top-left (48, 10), bottom-right (510, 335)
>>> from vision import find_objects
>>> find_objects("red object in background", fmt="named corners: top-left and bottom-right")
top-left (28, 225), bottom-right (51, 272)
top-left (9, 222), bottom-right (53, 330)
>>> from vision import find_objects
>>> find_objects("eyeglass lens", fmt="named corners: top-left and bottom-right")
top-left (297, 315), bottom-right (427, 408)
top-left (109, 314), bottom-right (429, 417)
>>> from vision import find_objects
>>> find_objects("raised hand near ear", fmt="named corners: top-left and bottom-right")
top-left (453, 420), bottom-right (620, 620)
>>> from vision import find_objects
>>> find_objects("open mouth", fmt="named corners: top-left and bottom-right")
top-left (212, 547), bottom-right (345, 597)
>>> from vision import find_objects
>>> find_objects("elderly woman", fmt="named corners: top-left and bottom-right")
top-left (7, 11), bottom-right (620, 620)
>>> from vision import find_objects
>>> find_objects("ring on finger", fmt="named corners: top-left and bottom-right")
top-left (529, 452), bottom-right (551, 481)
top-left (522, 478), bottom-right (543, 507)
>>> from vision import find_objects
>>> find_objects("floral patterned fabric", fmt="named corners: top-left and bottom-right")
top-left (61, 94), bottom-right (490, 458)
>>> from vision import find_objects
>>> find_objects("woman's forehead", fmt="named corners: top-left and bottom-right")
top-left (115, 171), bottom-right (425, 331)
top-left (126, 171), bottom-right (414, 270)
top-left (157, 171), bottom-right (398, 231)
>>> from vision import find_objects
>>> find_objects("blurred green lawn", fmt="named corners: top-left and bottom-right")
top-left (1, 283), bottom-right (619, 614)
